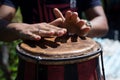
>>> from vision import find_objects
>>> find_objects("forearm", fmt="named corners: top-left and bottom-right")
top-left (84, 6), bottom-right (109, 38)
top-left (0, 19), bottom-right (19, 42)
top-left (87, 16), bottom-right (108, 38)
top-left (0, 18), bottom-right (67, 42)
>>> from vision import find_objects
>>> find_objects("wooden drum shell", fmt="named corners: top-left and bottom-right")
top-left (16, 36), bottom-right (103, 80)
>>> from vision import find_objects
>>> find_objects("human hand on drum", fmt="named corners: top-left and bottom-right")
top-left (4, 8), bottom-right (91, 42)
top-left (53, 8), bottom-right (91, 37)
top-left (8, 21), bottom-right (67, 41)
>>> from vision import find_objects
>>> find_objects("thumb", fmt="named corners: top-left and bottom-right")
top-left (49, 18), bottom-right (63, 27)
top-left (53, 8), bottom-right (65, 21)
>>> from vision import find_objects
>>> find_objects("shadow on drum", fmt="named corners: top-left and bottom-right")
top-left (23, 35), bottom-right (86, 49)
top-left (16, 35), bottom-right (106, 80)
top-left (23, 38), bottom-right (60, 49)
top-left (55, 34), bottom-right (86, 43)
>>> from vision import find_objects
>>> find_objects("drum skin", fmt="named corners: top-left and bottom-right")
top-left (16, 36), bottom-right (102, 80)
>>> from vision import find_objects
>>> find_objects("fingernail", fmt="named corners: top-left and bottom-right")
top-left (58, 31), bottom-right (64, 36)
top-left (35, 37), bottom-right (41, 40)
top-left (63, 29), bottom-right (67, 33)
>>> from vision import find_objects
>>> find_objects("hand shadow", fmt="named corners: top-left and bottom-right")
top-left (55, 34), bottom-right (86, 43)
top-left (22, 34), bottom-right (86, 49)
top-left (22, 38), bottom-right (60, 49)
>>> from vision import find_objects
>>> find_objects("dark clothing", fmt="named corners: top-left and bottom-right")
top-left (1, 0), bottom-right (101, 23)
top-left (105, 0), bottom-right (120, 16)
top-left (105, 0), bottom-right (120, 30)
top-left (102, 0), bottom-right (120, 40)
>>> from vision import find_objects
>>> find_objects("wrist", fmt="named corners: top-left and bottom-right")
top-left (85, 20), bottom-right (92, 28)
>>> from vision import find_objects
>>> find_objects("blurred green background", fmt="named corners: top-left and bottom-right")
top-left (0, 8), bottom-right (22, 80)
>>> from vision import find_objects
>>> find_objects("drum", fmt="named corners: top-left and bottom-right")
top-left (16, 35), bottom-right (105, 80)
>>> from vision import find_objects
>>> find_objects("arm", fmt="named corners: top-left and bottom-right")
top-left (0, 5), bottom-right (18, 41)
top-left (0, 5), bottom-right (67, 42)
top-left (53, 6), bottom-right (108, 38)
top-left (85, 6), bottom-right (109, 37)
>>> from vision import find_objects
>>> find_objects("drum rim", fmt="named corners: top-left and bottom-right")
top-left (16, 43), bottom-right (102, 62)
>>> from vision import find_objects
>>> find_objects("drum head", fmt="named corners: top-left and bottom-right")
top-left (16, 35), bottom-right (101, 65)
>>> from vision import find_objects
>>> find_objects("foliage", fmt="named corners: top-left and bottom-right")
top-left (0, 8), bottom-right (22, 80)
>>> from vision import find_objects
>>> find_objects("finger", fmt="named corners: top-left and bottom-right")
top-left (71, 12), bottom-right (79, 23)
top-left (56, 29), bottom-right (67, 36)
top-left (31, 34), bottom-right (41, 40)
top-left (35, 23), bottom-right (67, 36)
top-left (36, 23), bottom-right (61, 31)
top-left (46, 24), bottom-right (61, 30)
top-left (38, 29), bottom-right (67, 37)
top-left (76, 20), bottom-right (85, 29)
top-left (38, 29), bottom-right (55, 37)
top-left (53, 8), bottom-right (65, 21)
top-left (65, 10), bottom-right (72, 21)
top-left (35, 23), bottom-right (51, 31)
top-left (45, 23), bottom-right (67, 33)
top-left (49, 18), bottom-right (63, 26)
top-left (20, 32), bottom-right (41, 40)
top-left (79, 27), bottom-right (90, 36)
top-left (52, 28), bottom-right (67, 36)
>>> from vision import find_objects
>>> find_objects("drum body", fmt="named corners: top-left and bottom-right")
top-left (16, 36), bottom-right (103, 80)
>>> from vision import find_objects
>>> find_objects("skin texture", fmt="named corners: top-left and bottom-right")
top-left (53, 8), bottom-right (90, 36)
top-left (0, 4), bottom-right (108, 42)
top-left (0, 5), bottom-right (67, 41)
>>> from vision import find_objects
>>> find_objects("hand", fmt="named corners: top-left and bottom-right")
top-left (53, 8), bottom-right (91, 36)
top-left (8, 21), bottom-right (67, 41)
